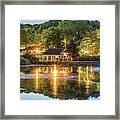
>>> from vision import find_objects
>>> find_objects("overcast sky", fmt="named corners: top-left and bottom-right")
top-left (20, 20), bottom-right (49, 25)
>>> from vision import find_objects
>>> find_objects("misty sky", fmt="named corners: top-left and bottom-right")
top-left (20, 20), bottom-right (48, 25)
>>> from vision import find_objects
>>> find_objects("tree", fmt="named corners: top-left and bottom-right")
top-left (67, 37), bottom-right (79, 61)
top-left (20, 20), bottom-right (100, 61)
top-left (72, 20), bottom-right (90, 40)
top-left (41, 27), bottom-right (63, 49)
top-left (20, 28), bottom-right (29, 46)
top-left (58, 20), bottom-right (74, 48)
top-left (88, 20), bottom-right (100, 31)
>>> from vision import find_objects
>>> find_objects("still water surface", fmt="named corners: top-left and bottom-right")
top-left (20, 64), bottom-right (100, 100)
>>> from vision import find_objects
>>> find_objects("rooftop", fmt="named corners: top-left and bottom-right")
top-left (43, 48), bottom-right (65, 55)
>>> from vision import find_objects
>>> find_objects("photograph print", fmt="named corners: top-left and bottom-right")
top-left (20, 20), bottom-right (100, 100)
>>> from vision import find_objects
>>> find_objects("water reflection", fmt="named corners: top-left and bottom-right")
top-left (20, 64), bottom-right (100, 100)
top-left (35, 68), bottom-right (39, 92)
top-left (52, 64), bottom-right (57, 97)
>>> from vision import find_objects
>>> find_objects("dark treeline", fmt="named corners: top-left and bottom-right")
top-left (20, 20), bottom-right (100, 61)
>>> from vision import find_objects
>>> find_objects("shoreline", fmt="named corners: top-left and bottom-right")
top-left (21, 61), bottom-right (100, 67)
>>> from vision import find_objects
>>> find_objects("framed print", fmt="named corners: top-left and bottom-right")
top-left (0, 0), bottom-right (119, 119)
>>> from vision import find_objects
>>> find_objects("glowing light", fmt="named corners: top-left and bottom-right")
top-left (53, 75), bottom-right (57, 96)
top-left (63, 52), bottom-right (67, 56)
top-left (53, 64), bottom-right (57, 96)
top-left (35, 68), bottom-right (39, 79)
top-left (85, 50), bottom-right (89, 54)
top-left (53, 64), bottom-right (57, 77)
top-left (85, 66), bottom-right (91, 93)
top-left (78, 66), bottom-right (82, 73)
top-left (35, 48), bottom-right (39, 53)
top-left (86, 66), bottom-right (89, 71)
top-left (77, 66), bottom-right (80, 83)
top-left (86, 66), bottom-right (89, 80)
top-left (61, 68), bottom-right (67, 76)
top-left (90, 66), bottom-right (93, 72)
top-left (55, 56), bottom-right (59, 58)
top-left (89, 75), bottom-right (93, 79)
top-left (70, 67), bottom-right (73, 72)
top-left (89, 66), bottom-right (95, 80)
top-left (35, 68), bottom-right (39, 92)
top-left (38, 67), bottom-right (41, 73)
top-left (63, 72), bottom-right (67, 76)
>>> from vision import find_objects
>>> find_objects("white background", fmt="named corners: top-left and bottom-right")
top-left (5, 5), bottom-right (115, 115)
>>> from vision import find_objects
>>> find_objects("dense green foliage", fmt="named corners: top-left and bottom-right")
top-left (20, 20), bottom-right (100, 61)
top-left (20, 57), bottom-right (30, 65)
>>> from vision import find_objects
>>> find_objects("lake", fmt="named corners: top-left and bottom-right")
top-left (20, 64), bottom-right (100, 100)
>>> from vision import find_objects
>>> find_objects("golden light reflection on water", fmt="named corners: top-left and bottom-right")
top-left (53, 64), bottom-right (57, 77)
top-left (53, 64), bottom-right (58, 97)
top-left (85, 79), bottom-right (91, 95)
top-left (89, 66), bottom-right (94, 79)
top-left (85, 66), bottom-right (92, 94)
top-left (35, 68), bottom-right (39, 91)
top-left (78, 66), bottom-right (81, 85)
top-left (90, 66), bottom-right (93, 72)
top-left (53, 74), bottom-right (57, 96)
top-left (86, 66), bottom-right (89, 80)
top-left (35, 68), bottom-right (39, 79)
top-left (32, 65), bottom-right (99, 96)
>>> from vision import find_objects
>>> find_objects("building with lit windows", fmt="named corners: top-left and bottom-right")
top-left (39, 48), bottom-right (73, 61)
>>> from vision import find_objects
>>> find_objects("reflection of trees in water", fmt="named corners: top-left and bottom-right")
top-left (21, 79), bottom-right (54, 97)
top-left (20, 78), bottom-right (100, 100)
top-left (20, 65), bottom-right (100, 100)
top-left (54, 80), bottom-right (99, 100)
